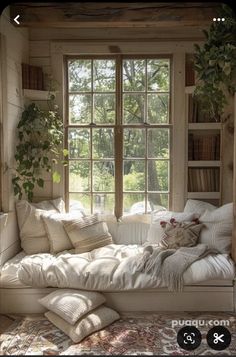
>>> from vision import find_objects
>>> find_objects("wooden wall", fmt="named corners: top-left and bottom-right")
top-left (0, 8), bottom-right (29, 265)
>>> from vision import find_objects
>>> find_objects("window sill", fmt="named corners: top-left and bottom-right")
top-left (0, 212), bottom-right (9, 221)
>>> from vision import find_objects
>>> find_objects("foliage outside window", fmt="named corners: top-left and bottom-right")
top-left (67, 56), bottom-right (171, 217)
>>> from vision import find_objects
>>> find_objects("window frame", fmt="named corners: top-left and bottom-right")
top-left (64, 54), bottom-right (172, 218)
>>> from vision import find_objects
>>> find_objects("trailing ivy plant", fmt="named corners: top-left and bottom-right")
top-left (12, 96), bottom-right (68, 201)
top-left (193, 4), bottom-right (236, 121)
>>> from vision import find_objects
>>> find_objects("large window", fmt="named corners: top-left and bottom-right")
top-left (66, 56), bottom-right (171, 217)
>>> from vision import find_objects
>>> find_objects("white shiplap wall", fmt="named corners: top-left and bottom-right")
top-left (0, 8), bottom-right (29, 265)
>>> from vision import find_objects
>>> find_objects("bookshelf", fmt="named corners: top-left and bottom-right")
top-left (185, 74), bottom-right (222, 205)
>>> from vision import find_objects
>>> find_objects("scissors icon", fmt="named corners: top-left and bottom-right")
top-left (213, 333), bottom-right (224, 344)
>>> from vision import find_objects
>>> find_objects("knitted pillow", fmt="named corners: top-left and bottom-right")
top-left (62, 213), bottom-right (113, 253)
top-left (159, 218), bottom-right (203, 249)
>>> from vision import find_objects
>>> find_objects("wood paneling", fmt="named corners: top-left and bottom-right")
top-left (10, 2), bottom-right (219, 28)
top-left (29, 27), bottom-right (206, 41)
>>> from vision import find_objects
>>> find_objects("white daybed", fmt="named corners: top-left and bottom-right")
top-left (0, 200), bottom-right (235, 313)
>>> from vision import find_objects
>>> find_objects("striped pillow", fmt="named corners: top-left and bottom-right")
top-left (62, 214), bottom-right (113, 253)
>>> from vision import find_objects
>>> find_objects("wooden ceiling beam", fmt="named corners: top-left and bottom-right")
top-left (10, 2), bottom-right (220, 28)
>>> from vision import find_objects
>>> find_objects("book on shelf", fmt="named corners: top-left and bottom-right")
top-left (188, 134), bottom-right (220, 161)
top-left (188, 168), bottom-right (220, 192)
top-left (188, 95), bottom-right (215, 123)
top-left (21, 63), bottom-right (44, 90)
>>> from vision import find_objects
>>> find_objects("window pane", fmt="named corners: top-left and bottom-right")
top-left (93, 194), bottom-right (114, 214)
top-left (69, 161), bottom-right (90, 192)
top-left (68, 59), bottom-right (91, 92)
top-left (68, 128), bottom-right (90, 159)
top-left (94, 60), bottom-right (116, 92)
top-left (148, 128), bottom-right (169, 159)
top-left (93, 128), bottom-right (114, 159)
top-left (147, 94), bottom-right (169, 123)
top-left (148, 160), bottom-right (169, 191)
top-left (123, 94), bottom-right (144, 124)
top-left (69, 94), bottom-right (92, 124)
top-left (148, 193), bottom-right (169, 210)
top-left (93, 161), bottom-right (115, 192)
top-left (69, 193), bottom-right (91, 214)
top-left (123, 60), bottom-right (145, 92)
top-left (147, 59), bottom-right (170, 92)
top-left (94, 94), bottom-right (115, 124)
top-left (123, 194), bottom-right (145, 214)
top-left (123, 160), bottom-right (145, 191)
top-left (123, 128), bottom-right (145, 158)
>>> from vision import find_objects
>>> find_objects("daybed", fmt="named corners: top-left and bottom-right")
top-left (0, 199), bottom-right (235, 313)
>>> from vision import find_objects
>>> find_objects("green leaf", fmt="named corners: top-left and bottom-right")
top-left (52, 171), bottom-right (61, 183)
top-left (37, 178), bottom-right (44, 188)
top-left (63, 149), bottom-right (69, 157)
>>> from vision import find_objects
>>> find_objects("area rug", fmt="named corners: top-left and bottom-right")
top-left (0, 312), bottom-right (236, 355)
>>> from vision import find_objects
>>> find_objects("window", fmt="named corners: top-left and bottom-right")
top-left (66, 56), bottom-right (171, 217)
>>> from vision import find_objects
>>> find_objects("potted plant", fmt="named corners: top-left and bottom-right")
top-left (12, 95), bottom-right (68, 201)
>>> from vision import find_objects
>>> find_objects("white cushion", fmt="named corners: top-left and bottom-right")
top-left (151, 210), bottom-right (198, 224)
top-left (116, 221), bottom-right (150, 245)
top-left (147, 211), bottom-right (198, 244)
top-left (39, 289), bottom-right (106, 325)
top-left (45, 306), bottom-right (120, 343)
top-left (184, 199), bottom-right (216, 215)
top-left (63, 213), bottom-right (113, 253)
top-left (42, 212), bottom-right (84, 254)
top-left (199, 203), bottom-right (233, 253)
top-left (16, 198), bottom-right (65, 254)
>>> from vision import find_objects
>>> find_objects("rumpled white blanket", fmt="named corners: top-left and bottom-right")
top-left (17, 244), bottom-right (235, 291)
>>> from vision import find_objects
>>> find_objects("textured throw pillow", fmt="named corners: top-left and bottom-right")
top-left (42, 211), bottom-right (84, 254)
top-left (159, 219), bottom-right (203, 249)
top-left (199, 203), bottom-right (233, 253)
top-left (16, 198), bottom-right (65, 254)
top-left (63, 214), bottom-right (113, 253)
top-left (184, 199), bottom-right (216, 215)
top-left (39, 289), bottom-right (106, 325)
top-left (147, 211), bottom-right (198, 244)
top-left (45, 306), bottom-right (120, 343)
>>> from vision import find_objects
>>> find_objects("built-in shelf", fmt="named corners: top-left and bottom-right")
top-left (188, 161), bottom-right (221, 167)
top-left (188, 122), bottom-right (222, 130)
top-left (187, 192), bottom-right (220, 199)
top-left (23, 89), bottom-right (56, 101)
top-left (185, 85), bottom-right (195, 94)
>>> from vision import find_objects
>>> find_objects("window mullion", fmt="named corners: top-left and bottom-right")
top-left (115, 55), bottom-right (123, 219)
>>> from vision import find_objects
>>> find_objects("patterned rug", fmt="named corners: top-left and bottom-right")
top-left (1, 312), bottom-right (236, 355)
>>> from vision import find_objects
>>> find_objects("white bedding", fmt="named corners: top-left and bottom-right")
top-left (12, 244), bottom-right (235, 291)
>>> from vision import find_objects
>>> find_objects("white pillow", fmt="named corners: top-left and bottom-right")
top-left (45, 306), bottom-right (120, 343)
top-left (151, 210), bottom-right (199, 224)
top-left (147, 211), bottom-right (198, 244)
top-left (42, 211), bottom-right (84, 254)
top-left (63, 214), bottom-right (113, 253)
top-left (39, 289), bottom-right (106, 325)
top-left (116, 222), bottom-right (150, 245)
top-left (16, 198), bottom-right (65, 254)
top-left (199, 203), bottom-right (233, 253)
top-left (184, 199), bottom-right (216, 215)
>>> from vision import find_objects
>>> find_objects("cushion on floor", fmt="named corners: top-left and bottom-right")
top-left (45, 305), bottom-right (120, 343)
top-left (39, 289), bottom-right (106, 325)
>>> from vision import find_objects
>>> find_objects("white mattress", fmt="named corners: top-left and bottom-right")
top-left (0, 249), bottom-right (235, 289)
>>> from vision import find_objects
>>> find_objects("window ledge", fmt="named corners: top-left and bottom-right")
top-left (0, 212), bottom-right (9, 220)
